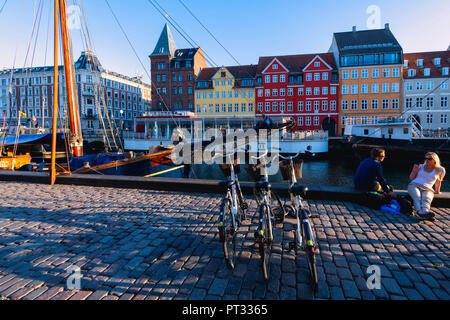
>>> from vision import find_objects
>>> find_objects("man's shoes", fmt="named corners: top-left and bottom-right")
top-left (418, 211), bottom-right (436, 221)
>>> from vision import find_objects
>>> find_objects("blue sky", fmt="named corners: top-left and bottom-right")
top-left (0, 0), bottom-right (449, 83)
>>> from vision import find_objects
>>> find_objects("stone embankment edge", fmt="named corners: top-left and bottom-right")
top-left (0, 171), bottom-right (449, 208)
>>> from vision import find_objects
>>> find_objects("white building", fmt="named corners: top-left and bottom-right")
top-left (0, 51), bottom-right (151, 133)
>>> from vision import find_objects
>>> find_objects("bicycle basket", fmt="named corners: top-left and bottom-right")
top-left (279, 158), bottom-right (303, 181)
top-left (219, 159), bottom-right (240, 176)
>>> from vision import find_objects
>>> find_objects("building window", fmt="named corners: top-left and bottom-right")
top-left (298, 117), bottom-right (303, 126)
top-left (305, 117), bottom-right (311, 126)
top-left (382, 99), bottom-right (389, 109)
top-left (280, 88), bottom-right (285, 96)
top-left (342, 85), bottom-right (349, 95)
top-left (372, 69), bottom-right (379, 78)
top-left (330, 87), bottom-right (336, 95)
top-left (265, 75), bottom-right (270, 83)
top-left (322, 72), bottom-right (328, 80)
top-left (441, 80), bottom-right (448, 89)
top-left (272, 102), bottom-right (278, 112)
top-left (314, 101), bottom-right (320, 112)
top-left (426, 97), bottom-right (433, 108)
top-left (258, 89), bottom-right (263, 97)
top-left (341, 100), bottom-right (348, 110)
top-left (248, 103), bottom-right (253, 112)
top-left (427, 81), bottom-right (434, 91)
top-left (361, 84), bottom-right (368, 94)
top-left (314, 87), bottom-right (320, 95)
top-left (288, 88), bottom-right (293, 96)
top-left (392, 99), bottom-right (399, 109)
top-left (265, 89), bottom-right (270, 97)
top-left (287, 102), bottom-right (293, 111)
top-left (297, 101), bottom-right (303, 111)
top-left (416, 97), bottom-right (423, 108)
top-left (351, 70), bottom-right (358, 79)
top-left (392, 68), bottom-right (400, 77)
top-left (392, 83), bottom-right (400, 93)
top-left (314, 73), bottom-right (320, 81)
top-left (272, 75), bottom-right (278, 83)
top-left (272, 89), bottom-right (278, 97)
top-left (408, 69), bottom-right (416, 77)
top-left (265, 102), bottom-right (270, 112)
top-left (361, 100), bottom-right (368, 110)
top-left (314, 116), bottom-right (319, 126)
top-left (330, 100), bottom-right (336, 111)
top-left (258, 103), bottom-right (263, 112)
top-left (372, 99), bottom-right (378, 110)
top-left (322, 100), bottom-right (328, 111)
top-left (306, 73), bottom-right (312, 81)
top-left (406, 98), bottom-right (412, 108)
top-left (382, 83), bottom-right (390, 93)
top-left (351, 100), bottom-right (358, 110)
top-left (371, 83), bottom-right (379, 94)
top-left (298, 88), bottom-right (304, 96)
top-left (306, 101), bottom-right (311, 111)
top-left (306, 88), bottom-right (312, 95)
top-left (351, 85), bottom-right (358, 94)
top-left (441, 97), bottom-right (448, 108)
top-left (361, 69), bottom-right (369, 78)
top-left (342, 70), bottom-right (349, 79)
top-left (280, 102), bottom-right (285, 112)
top-left (441, 114), bottom-right (448, 124)
top-left (235, 103), bottom-right (239, 113)
top-left (382, 68), bottom-right (390, 78)
top-left (322, 87), bottom-right (328, 95)
top-left (426, 114), bottom-right (433, 124)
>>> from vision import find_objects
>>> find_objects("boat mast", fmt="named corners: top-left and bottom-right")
top-left (59, 0), bottom-right (83, 157)
top-left (50, 0), bottom-right (59, 185)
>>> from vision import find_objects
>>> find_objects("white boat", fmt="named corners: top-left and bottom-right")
top-left (123, 111), bottom-right (329, 156)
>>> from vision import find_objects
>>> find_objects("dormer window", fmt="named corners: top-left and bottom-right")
top-left (416, 59), bottom-right (423, 68)
top-left (221, 71), bottom-right (226, 78)
top-left (424, 68), bottom-right (431, 76)
top-left (403, 60), bottom-right (408, 68)
top-left (408, 69), bottom-right (416, 77)
top-left (314, 61), bottom-right (320, 67)
top-left (434, 58), bottom-right (441, 66)
top-left (273, 64), bottom-right (278, 70)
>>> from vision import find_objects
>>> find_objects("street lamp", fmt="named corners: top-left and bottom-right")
top-left (120, 109), bottom-right (124, 130)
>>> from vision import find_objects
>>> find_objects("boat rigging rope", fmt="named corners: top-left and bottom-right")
top-left (104, 0), bottom-right (183, 134)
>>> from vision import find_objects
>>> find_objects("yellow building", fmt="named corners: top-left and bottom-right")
top-left (330, 24), bottom-right (403, 135)
top-left (195, 65), bottom-right (256, 118)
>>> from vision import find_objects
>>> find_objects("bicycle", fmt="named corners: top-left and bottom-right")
top-left (246, 150), bottom-right (286, 281)
top-left (279, 151), bottom-right (319, 294)
top-left (215, 150), bottom-right (249, 270)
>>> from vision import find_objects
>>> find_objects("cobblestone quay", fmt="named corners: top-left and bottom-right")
top-left (0, 181), bottom-right (448, 300)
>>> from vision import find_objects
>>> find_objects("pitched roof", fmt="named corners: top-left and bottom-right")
top-left (172, 48), bottom-right (200, 60)
top-left (74, 51), bottom-right (103, 72)
top-left (403, 50), bottom-right (450, 79)
top-left (257, 52), bottom-right (337, 74)
top-left (333, 26), bottom-right (402, 55)
top-left (151, 24), bottom-right (176, 57)
top-left (197, 65), bottom-right (257, 81)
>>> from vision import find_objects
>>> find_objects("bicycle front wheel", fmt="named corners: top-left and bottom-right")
top-left (220, 198), bottom-right (237, 269)
top-left (258, 204), bottom-right (272, 281)
top-left (307, 249), bottom-right (318, 294)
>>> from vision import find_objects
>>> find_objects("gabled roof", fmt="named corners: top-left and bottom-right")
top-left (333, 26), bottom-right (402, 55)
top-left (257, 53), bottom-right (337, 74)
top-left (151, 23), bottom-right (176, 57)
top-left (197, 65), bottom-right (257, 81)
top-left (403, 50), bottom-right (450, 79)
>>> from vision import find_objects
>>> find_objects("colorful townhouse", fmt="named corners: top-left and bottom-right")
top-left (194, 65), bottom-right (256, 119)
top-left (150, 24), bottom-right (207, 112)
top-left (330, 24), bottom-right (404, 135)
top-left (402, 50), bottom-right (450, 131)
top-left (255, 53), bottom-right (339, 136)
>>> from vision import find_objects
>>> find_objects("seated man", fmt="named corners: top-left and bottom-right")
top-left (354, 148), bottom-right (397, 199)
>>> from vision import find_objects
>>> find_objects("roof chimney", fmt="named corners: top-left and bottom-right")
top-left (352, 26), bottom-right (356, 32)
top-left (385, 23), bottom-right (390, 30)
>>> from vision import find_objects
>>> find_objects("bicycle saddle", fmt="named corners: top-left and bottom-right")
top-left (289, 184), bottom-right (308, 197)
top-left (219, 179), bottom-right (235, 188)
top-left (256, 180), bottom-right (271, 190)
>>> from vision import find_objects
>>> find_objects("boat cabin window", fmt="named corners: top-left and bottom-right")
top-left (364, 129), bottom-right (369, 135)
top-left (403, 128), bottom-right (409, 134)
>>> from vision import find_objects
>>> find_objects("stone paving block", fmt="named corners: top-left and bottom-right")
top-left (208, 278), bottom-right (228, 296)
top-left (329, 286), bottom-right (345, 300)
top-left (414, 282), bottom-right (438, 300)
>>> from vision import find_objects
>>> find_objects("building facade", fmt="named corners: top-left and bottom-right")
top-left (403, 50), bottom-right (450, 132)
top-left (255, 53), bottom-right (339, 135)
top-left (150, 24), bottom-right (207, 112)
top-left (194, 65), bottom-right (256, 119)
top-left (330, 24), bottom-right (403, 135)
top-left (0, 51), bottom-right (151, 131)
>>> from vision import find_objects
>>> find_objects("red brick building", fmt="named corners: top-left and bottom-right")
top-left (255, 53), bottom-right (339, 136)
top-left (150, 24), bottom-right (207, 112)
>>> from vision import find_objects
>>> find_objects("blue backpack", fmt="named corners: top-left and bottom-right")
top-left (380, 199), bottom-right (401, 214)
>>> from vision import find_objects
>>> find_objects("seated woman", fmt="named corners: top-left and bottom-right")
top-left (408, 152), bottom-right (446, 220)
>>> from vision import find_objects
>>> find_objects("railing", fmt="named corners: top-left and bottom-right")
top-left (123, 129), bottom-right (329, 141)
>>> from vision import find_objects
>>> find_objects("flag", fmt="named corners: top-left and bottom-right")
top-left (19, 111), bottom-right (27, 117)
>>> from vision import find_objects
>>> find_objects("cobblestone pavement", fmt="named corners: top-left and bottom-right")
top-left (0, 181), bottom-right (448, 300)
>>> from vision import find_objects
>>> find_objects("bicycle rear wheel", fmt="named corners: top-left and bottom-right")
top-left (219, 198), bottom-right (237, 269)
top-left (253, 189), bottom-right (286, 223)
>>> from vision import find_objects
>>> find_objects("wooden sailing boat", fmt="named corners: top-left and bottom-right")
top-left (50, 0), bottom-right (189, 183)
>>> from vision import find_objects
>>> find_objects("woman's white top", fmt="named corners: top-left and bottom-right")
top-left (411, 165), bottom-right (445, 191)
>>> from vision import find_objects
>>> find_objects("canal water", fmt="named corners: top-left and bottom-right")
top-left (190, 158), bottom-right (449, 192)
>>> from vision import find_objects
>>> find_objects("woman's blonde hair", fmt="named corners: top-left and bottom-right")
top-left (424, 152), bottom-right (442, 169)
